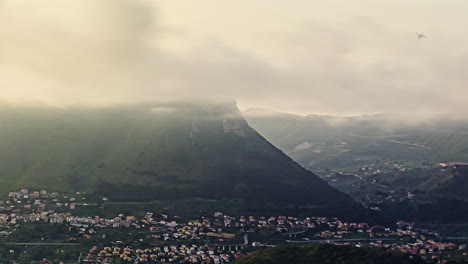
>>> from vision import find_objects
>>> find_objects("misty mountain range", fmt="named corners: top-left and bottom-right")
top-left (243, 108), bottom-right (468, 171)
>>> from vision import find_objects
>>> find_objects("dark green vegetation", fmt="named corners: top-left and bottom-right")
top-left (232, 244), bottom-right (424, 264)
top-left (391, 166), bottom-right (468, 225)
top-left (0, 245), bottom-right (83, 264)
top-left (0, 102), bottom-right (369, 219)
top-left (332, 165), bottom-right (468, 199)
top-left (417, 165), bottom-right (468, 201)
top-left (244, 109), bottom-right (468, 171)
top-left (341, 165), bottom-right (468, 227)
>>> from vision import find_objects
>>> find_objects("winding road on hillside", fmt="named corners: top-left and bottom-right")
top-left (349, 133), bottom-right (431, 149)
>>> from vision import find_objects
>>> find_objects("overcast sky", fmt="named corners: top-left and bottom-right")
top-left (1, 0), bottom-right (467, 117)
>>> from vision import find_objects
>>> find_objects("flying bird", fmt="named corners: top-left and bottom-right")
top-left (416, 32), bottom-right (428, 39)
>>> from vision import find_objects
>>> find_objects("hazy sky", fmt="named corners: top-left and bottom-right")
top-left (1, 0), bottom-right (467, 117)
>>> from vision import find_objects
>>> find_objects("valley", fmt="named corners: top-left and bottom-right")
top-left (0, 103), bottom-right (468, 263)
top-left (245, 109), bottom-right (468, 238)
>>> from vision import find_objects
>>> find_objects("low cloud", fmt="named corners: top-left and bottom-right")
top-left (0, 0), bottom-right (467, 121)
top-left (0, 0), bottom-right (162, 104)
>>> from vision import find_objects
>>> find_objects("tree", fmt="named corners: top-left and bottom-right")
top-left (17, 253), bottom-right (32, 264)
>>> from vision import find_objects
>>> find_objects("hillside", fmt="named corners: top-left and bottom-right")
top-left (344, 166), bottom-right (468, 224)
top-left (417, 165), bottom-right (468, 201)
top-left (232, 244), bottom-right (424, 264)
top-left (244, 109), bottom-right (468, 171)
top-left (0, 102), bottom-right (366, 218)
top-left (360, 165), bottom-right (468, 201)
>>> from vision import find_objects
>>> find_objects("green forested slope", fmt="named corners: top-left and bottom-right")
top-left (232, 244), bottom-right (424, 264)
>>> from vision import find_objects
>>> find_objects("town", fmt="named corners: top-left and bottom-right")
top-left (1, 188), bottom-right (467, 263)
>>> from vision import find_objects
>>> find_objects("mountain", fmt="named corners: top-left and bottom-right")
top-left (232, 244), bottom-right (424, 264)
top-left (0, 102), bottom-right (366, 218)
top-left (243, 109), bottom-right (468, 171)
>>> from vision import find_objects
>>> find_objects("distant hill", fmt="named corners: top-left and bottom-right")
top-left (232, 244), bottom-right (424, 264)
top-left (244, 109), bottom-right (468, 171)
top-left (417, 165), bottom-right (468, 201)
top-left (355, 166), bottom-right (468, 224)
top-left (0, 102), bottom-right (368, 218)
top-left (360, 165), bottom-right (468, 201)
